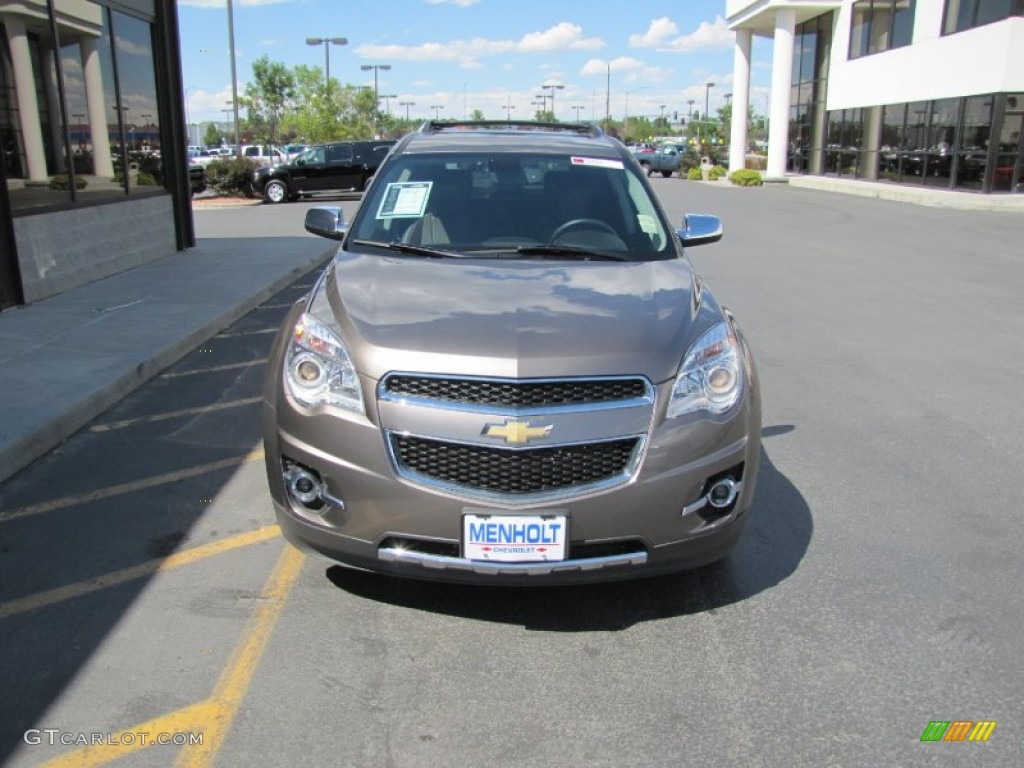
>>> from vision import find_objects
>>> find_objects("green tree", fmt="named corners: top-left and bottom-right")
top-left (241, 56), bottom-right (295, 146)
top-left (470, 109), bottom-right (485, 121)
top-left (202, 123), bottom-right (223, 147)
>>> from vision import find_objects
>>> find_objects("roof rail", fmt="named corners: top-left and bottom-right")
top-left (418, 120), bottom-right (604, 138)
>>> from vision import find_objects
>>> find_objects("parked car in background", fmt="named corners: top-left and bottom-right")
top-left (251, 140), bottom-right (395, 203)
top-left (633, 143), bottom-right (683, 177)
top-left (241, 144), bottom-right (286, 168)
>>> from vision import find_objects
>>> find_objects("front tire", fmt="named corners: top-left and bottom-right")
top-left (264, 180), bottom-right (288, 204)
top-left (661, 170), bottom-right (673, 178)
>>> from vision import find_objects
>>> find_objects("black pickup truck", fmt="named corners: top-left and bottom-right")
top-left (251, 140), bottom-right (395, 203)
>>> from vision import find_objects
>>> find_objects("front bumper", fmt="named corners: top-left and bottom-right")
top-left (263, 310), bottom-right (761, 585)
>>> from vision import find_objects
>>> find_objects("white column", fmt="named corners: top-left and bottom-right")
top-left (40, 42), bottom-right (66, 174)
top-left (81, 36), bottom-right (114, 178)
top-left (729, 28), bottom-right (752, 173)
top-left (4, 15), bottom-right (48, 182)
top-left (766, 8), bottom-right (796, 180)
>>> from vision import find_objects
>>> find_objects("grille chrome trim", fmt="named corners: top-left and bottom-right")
top-left (386, 432), bottom-right (646, 505)
top-left (379, 373), bottom-right (654, 414)
top-left (378, 547), bottom-right (648, 575)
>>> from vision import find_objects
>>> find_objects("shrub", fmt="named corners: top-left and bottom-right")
top-left (709, 165), bottom-right (727, 181)
top-left (203, 157), bottom-right (259, 197)
top-left (49, 174), bottom-right (87, 190)
top-left (729, 169), bottom-right (763, 187)
top-left (686, 167), bottom-right (703, 181)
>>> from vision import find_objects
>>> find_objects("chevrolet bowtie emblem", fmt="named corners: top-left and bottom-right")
top-left (482, 419), bottom-right (553, 445)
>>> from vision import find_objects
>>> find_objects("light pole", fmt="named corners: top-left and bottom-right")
top-left (571, 105), bottom-right (585, 121)
top-left (704, 82), bottom-right (715, 126)
top-left (399, 101), bottom-right (415, 121)
top-left (379, 94), bottom-right (397, 115)
top-left (535, 93), bottom-right (547, 114)
top-left (430, 104), bottom-right (444, 120)
top-left (306, 37), bottom-right (347, 88)
top-left (502, 104), bottom-right (515, 123)
top-left (361, 64), bottom-right (391, 135)
top-left (542, 83), bottom-right (564, 120)
top-left (227, 0), bottom-right (240, 157)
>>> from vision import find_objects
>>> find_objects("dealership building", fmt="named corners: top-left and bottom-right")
top-left (0, 0), bottom-right (191, 311)
top-left (726, 0), bottom-right (1024, 194)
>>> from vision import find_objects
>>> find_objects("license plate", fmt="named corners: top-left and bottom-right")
top-left (462, 513), bottom-right (568, 562)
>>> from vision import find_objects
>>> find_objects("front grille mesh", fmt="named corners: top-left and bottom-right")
top-left (393, 435), bottom-right (638, 494)
top-left (384, 376), bottom-right (647, 408)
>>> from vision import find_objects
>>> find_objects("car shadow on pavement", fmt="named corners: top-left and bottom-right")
top-left (326, 435), bottom-right (811, 631)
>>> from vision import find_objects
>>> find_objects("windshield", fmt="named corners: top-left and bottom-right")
top-left (348, 152), bottom-right (672, 260)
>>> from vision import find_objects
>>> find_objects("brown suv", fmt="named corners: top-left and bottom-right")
top-left (263, 121), bottom-right (761, 584)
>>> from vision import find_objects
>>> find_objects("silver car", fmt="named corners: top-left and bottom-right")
top-left (263, 121), bottom-right (761, 584)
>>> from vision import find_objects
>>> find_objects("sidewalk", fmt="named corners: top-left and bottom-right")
top-left (0, 231), bottom-right (332, 483)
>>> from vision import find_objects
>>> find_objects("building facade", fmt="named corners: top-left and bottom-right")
top-left (726, 0), bottom-right (1024, 194)
top-left (0, 0), bottom-right (191, 310)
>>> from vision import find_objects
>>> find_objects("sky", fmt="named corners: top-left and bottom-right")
top-left (177, 0), bottom-right (774, 127)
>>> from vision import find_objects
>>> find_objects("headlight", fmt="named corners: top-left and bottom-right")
top-left (667, 321), bottom-right (743, 418)
top-left (285, 312), bottom-right (363, 413)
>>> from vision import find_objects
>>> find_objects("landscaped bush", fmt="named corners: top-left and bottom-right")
top-left (729, 169), bottom-right (763, 186)
top-left (203, 157), bottom-right (259, 197)
top-left (686, 167), bottom-right (703, 181)
top-left (709, 165), bottom-right (727, 180)
top-left (49, 174), bottom-right (87, 190)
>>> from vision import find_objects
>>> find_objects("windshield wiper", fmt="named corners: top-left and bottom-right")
top-left (349, 239), bottom-right (469, 259)
top-left (515, 245), bottom-right (631, 261)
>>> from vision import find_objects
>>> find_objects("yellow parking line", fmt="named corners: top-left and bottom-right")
top-left (39, 700), bottom-right (210, 768)
top-left (0, 449), bottom-right (265, 524)
top-left (160, 360), bottom-right (268, 378)
top-left (89, 397), bottom-right (263, 432)
top-left (176, 546), bottom-right (304, 768)
top-left (0, 525), bottom-right (281, 619)
top-left (35, 544), bottom-right (304, 768)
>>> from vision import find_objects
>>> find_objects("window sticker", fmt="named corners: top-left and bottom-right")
top-left (376, 181), bottom-right (432, 218)
top-left (570, 156), bottom-right (624, 170)
top-left (637, 214), bottom-right (658, 234)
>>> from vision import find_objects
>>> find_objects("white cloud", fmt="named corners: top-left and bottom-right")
top-left (580, 57), bottom-right (644, 76)
top-left (628, 18), bottom-right (678, 49)
top-left (630, 16), bottom-right (733, 53)
top-left (425, 0), bottom-right (480, 6)
top-left (355, 22), bottom-right (603, 66)
top-left (412, 79), bottom-right (432, 88)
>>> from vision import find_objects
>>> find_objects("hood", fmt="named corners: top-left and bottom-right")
top-left (313, 252), bottom-right (703, 383)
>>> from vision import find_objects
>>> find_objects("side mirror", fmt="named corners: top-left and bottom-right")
top-left (304, 207), bottom-right (348, 241)
top-left (675, 213), bottom-right (723, 248)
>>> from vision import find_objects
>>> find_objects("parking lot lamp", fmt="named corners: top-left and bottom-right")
top-left (306, 37), bottom-right (347, 88)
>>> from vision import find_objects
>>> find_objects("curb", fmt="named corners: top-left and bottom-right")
top-left (0, 254), bottom-right (330, 484)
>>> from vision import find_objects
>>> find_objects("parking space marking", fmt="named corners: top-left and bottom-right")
top-left (160, 360), bottom-right (268, 378)
top-left (176, 546), bottom-right (304, 768)
top-left (89, 397), bottom-right (263, 432)
top-left (37, 545), bottom-right (304, 768)
top-left (0, 525), bottom-right (281, 619)
top-left (0, 449), bottom-right (265, 524)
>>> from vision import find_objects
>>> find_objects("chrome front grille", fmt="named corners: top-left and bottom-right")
top-left (382, 375), bottom-right (649, 409)
top-left (391, 435), bottom-right (640, 495)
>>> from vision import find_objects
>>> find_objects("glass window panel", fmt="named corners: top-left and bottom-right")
top-left (850, 0), bottom-right (871, 58)
top-left (4, 25), bottom-right (71, 211)
top-left (791, 31), bottom-right (804, 83)
top-left (800, 29), bottom-right (817, 84)
top-left (892, 0), bottom-right (916, 47)
top-left (53, 1), bottom-right (124, 204)
top-left (956, 95), bottom-right (992, 189)
top-left (977, 0), bottom-right (1016, 26)
top-left (880, 103), bottom-right (906, 180)
top-left (111, 11), bottom-right (161, 194)
top-left (868, 0), bottom-right (893, 54)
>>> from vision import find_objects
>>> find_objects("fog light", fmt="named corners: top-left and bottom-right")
top-left (707, 477), bottom-right (739, 509)
top-left (285, 465), bottom-right (323, 507)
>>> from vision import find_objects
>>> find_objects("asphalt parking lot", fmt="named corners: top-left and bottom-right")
top-left (1, 183), bottom-right (1022, 767)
